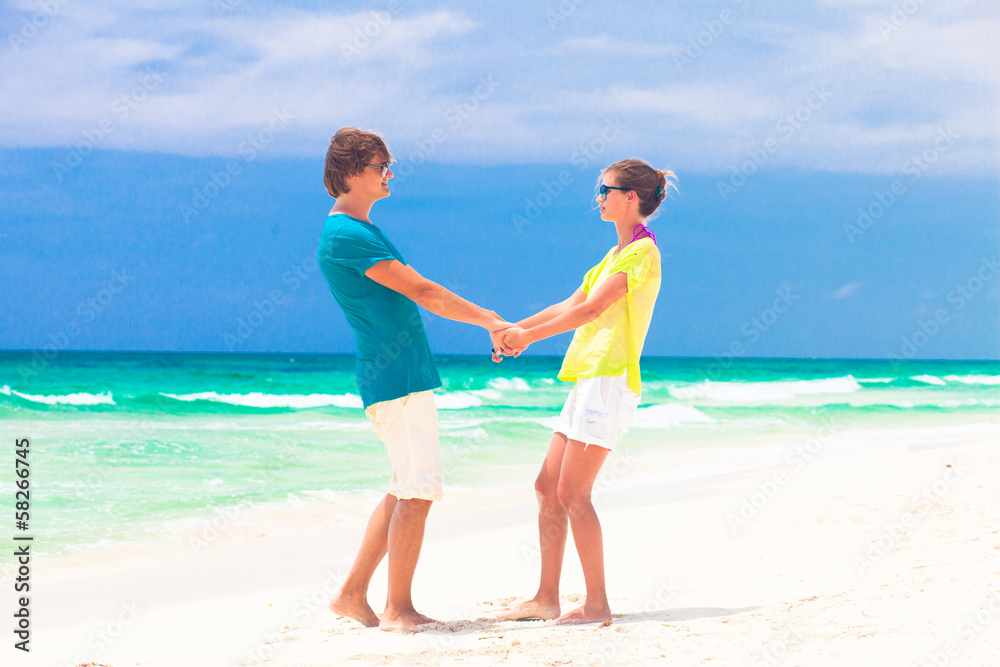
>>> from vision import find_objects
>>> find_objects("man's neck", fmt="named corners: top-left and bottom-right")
top-left (329, 198), bottom-right (375, 223)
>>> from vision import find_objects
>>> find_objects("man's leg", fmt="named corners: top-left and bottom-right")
top-left (379, 497), bottom-right (435, 631)
top-left (329, 492), bottom-right (398, 627)
top-left (497, 431), bottom-right (569, 621)
top-left (555, 439), bottom-right (612, 625)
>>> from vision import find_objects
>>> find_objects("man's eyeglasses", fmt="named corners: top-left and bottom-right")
top-left (598, 184), bottom-right (631, 198)
top-left (366, 163), bottom-right (391, 178)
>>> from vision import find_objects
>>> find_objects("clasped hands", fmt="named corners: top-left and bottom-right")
top-left (489, 322), bottom-right (531, 363)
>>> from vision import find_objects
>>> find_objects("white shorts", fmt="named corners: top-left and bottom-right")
top-left (555, 374), bottom-right (641, 451)
top-left (365, 390), bottom-right (443, 501)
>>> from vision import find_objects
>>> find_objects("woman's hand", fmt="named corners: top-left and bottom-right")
top-left (490, 323), bottom-right (523, 362)
top-left (502, 326), bottom-right (531, 350)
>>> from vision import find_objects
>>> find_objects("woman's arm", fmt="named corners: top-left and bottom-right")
top-left (515, 287), bottom-right (587, 330)
top-left (504, 272), bottom-right (628, 348)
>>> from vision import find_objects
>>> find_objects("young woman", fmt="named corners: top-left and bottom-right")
top-left (498, 159), bottom-right (675, 624)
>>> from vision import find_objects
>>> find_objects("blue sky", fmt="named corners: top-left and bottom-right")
top-left (1, 0), bottom-right (998, 359)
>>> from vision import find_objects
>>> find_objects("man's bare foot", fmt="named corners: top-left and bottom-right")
top-left (379, 608), bottom-right (437, 633)
top-left (496, 597), bottom-right (561, 621)
top-left (554, 603), bottom-right (612, 625)
top-left (329, 594), bottom-right (379, 628)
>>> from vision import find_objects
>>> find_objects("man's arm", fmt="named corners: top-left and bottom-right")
top-left (365, 259), bottom-right (514, 352)
top-left (503, 272), bottom-right (628, 348)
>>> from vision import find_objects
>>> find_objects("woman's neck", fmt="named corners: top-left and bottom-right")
top-left (613, 214), bottom-right (645, 252)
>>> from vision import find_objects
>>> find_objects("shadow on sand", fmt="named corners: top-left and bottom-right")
top-left (419, 605), bottom-right (759, 635)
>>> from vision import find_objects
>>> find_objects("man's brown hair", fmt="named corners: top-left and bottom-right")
top-left (324, 127), bottom-right (393, 198)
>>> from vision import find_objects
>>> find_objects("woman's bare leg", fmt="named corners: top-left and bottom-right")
top-left (555, 439), bottom-right (612, 624)
top-left (497, 431), bottom-right (569, 621)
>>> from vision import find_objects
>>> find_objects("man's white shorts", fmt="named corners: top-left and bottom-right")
top-left (555, 374), bottom-right (641, 451)
top-left (365, 389), bottom-right (443, 501)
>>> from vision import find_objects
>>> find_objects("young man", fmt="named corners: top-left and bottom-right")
top-left (318, 127), bottom-right (518, 632)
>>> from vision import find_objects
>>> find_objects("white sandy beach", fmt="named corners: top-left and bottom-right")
top-left (6, 426), bottom-right (1000, 667)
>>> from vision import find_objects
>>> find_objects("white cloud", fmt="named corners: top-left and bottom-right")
top-left (830, 283), bottom-right (861, 299)
top-left (0, 1), bottom-right (996, 174)
top-left (560, 35), bottom-right (681, 57)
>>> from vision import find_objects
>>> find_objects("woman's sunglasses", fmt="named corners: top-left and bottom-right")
top-left (598, 184), bottom-right (631, 198)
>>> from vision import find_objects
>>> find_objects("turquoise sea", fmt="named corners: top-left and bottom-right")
top-left (1, 351), bottom-right (998, 558)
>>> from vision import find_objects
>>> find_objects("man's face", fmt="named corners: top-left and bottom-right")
top-left (355, 153), bottom-right (393, 201)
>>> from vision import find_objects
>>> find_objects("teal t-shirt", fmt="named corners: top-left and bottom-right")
top-left (317, 213), bottom-right (441, 408)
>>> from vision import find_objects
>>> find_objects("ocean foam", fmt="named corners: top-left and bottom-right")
top-left (439, 418), bottom-right (488, 431)
top-left (943, 374), bottom-right (1000, 386)
top-left (911, 375), bottom-right (947, 386)
top-left (533, 416), bottom-right (560, 430)
top-left (632, 403), bottom-right (715, 428)
top-left (487, 377), bottom-right (531, 391)
top-left (161, 392), bottom-right (363, 409)
top-left (471, 388), bottom-right (503, 400)
top-left (857, 378), bottom-right (896, 384)
top-left (434, 392), bottom-right (483, 409)
top-left (940, 399), bottom-right (1000, 408)
top-left (441, 427), bottom-right (489, 441)
top-left (6, 388), bottom-right (116, 405)
top-left (668, 376), bottom-right (862, 403)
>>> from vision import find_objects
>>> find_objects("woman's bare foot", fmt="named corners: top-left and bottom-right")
top-left (379, 608), bottom-right (437, 633)
top-left (554, 602), bottom-right (612, 625)
top-left (496, 597), bottom-right (561, 621)
top-left (329, 594), bottom-right (379, 628)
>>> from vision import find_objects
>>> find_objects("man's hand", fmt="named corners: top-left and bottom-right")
top-left (490, 323), bottom-right (523, 362)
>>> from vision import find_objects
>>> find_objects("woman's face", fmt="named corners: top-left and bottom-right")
top-left (597, 171), bottom-right (629, 222)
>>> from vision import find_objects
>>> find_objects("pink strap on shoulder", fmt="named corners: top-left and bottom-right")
top-left (631, 224), bottom-right (656, 246)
